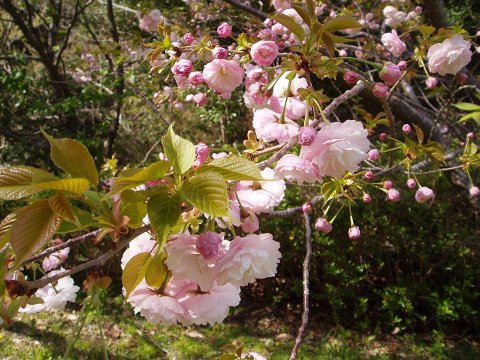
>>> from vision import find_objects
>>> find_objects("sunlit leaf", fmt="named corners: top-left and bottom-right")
top-left (198, 155), bottom-right (263, 181)
top-left (323, 16), bottom-right (363, 32)
top-left (48, 193), bottom-right (77, 223)
top-left (42, 130), bottom-right (98, 185)
top-left (162, 125), bottom-right (195, 176)
top-left (145, 252), bottom-right (169, 288)
top-left (122, 252), bottom-right (152, 299)
top-left (272, 13), bottom-right (305, 40)
top-left (147, 189), bottom-right (182, 249)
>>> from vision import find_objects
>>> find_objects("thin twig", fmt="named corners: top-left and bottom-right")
top-left (24, 225), bottom-right (150, 290)
top-left (290, 211), bottom-right (312, 360)
top-left (222, 0), bottom-right (269, 20)
top-left (22, 229), bottom-right (102, 266)
top-left (263, 196), bottom-right (323, 218)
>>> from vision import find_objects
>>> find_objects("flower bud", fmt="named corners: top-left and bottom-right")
top-left (456, 72), bottom-right (468, 85)
top-left (241, 213), bottom-right (259, 233)
top-left (298, 126), bottom-right (317, 146)
top-left (315, 218), bottom-right (332, 234)
top-left (217, 22), bottom-right (232, 38)
top-left (343, 71), bottom-right (359, 85)
top-left (183, 32), bottom-right (194, 45)
top-left (197, 232), bottom-right (222, 259)
top-left (406, 178), bottom-right (417, 189)
top-left (415, 186), bottom-right (435, 203)
top-left (363, 193), bottom-right (371, 203)
top-left (383, 180), bottom-right (393, 189)
top-left (368, 149), bottom-right (380, 161)
top-left (365, 170), bottom-right (374, 180)
top-left (415, 6), bottom-right (423, 14)
top-left (188, 71), bottom-right (204, 85)
top-left (397, 61), bottom-right (407, 70)
top-left (402, 124), bottom-right (411, 135)
top-left (348, 226), bottom-right (361, 239)
top-left (469, 186), bottom-right (480, 198)
top-left (426, 76), bottom-right (438, 89)
top-left (379, 132), bottom-right (388, 141)
top-left (171, 59), bottom-right (193, 76)
top-left (387, 188), bottom-right (401, 202)
top-left (193, 92), bottom-right (208, 106)
top-left (467, 132), bottom-right (474, 140)
top-left (302, 203), bottom-right (312, 212)
top-left (372, 82), bottom-right (389, 98)
top-left (379, 63), bottom-right (402, 85)
top-left (213, 46), bottom-right (228, 60)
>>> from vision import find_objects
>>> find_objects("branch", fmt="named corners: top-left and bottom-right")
top-left (22, 229), bottom-right (102, 266)
top-left (222, 0), bottom-right (269, 20)
top-left (290, 211), bottom-right (312, 360)
top-left (263, 195), bottom-right (323, 218)
top-left (24, 225), bottom-right (150, 291)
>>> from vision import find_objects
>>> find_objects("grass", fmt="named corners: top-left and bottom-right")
top-left (0, 296), bottom-right (479, 359)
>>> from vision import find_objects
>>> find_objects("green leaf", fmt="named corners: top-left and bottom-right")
top-left (292, 5), bottom-right (312, 27)
top-left (465, 142), bottom-right (478, 155)
top-left (321, 32), bottom-right (335, 57)
top-left (108, 161), bottom-right (170, 196)
top-left (0, 213), bottom-right (16, 249)
top-left (419, 25), bottom-right (436, 39)
top-left (42, 130), bottom-right (98, 185)
top-left (145, 252), bottom-right (169, 288)
top-left (162, 125), bottom-right (195, 176)
top-left (0, 166), bottom-right (55, 200)
top-left (147, 189), bottom-right (182, 249)
top-left (453, 102), bottom-right (480, 112)
top-left (323, 16), bottom-right (363, 32)
top-left (458, 112), bottom-right (480, 125)
top-left (413, 125), bottom-right (424, 145)
top-left (272, 13), bottom-right (305, 40)
top-left (10, 200), bottom-right (62, 266)
top-left (122, 252), bottom-right (152, 299)
top-left (57, 207), bottom-right (95, 234)
top-left (198, 155), bottom-right (263, 181)
top-left (37, 178), bottom-right (90, 194)
top-left (421, 141), bottom-right (446, 164)
top-left (48, 194), bottom-right (77, 223)
top-left (181, 172), bottom-right (229, 217)
top-left (121, 201), bottom-right (147, 228)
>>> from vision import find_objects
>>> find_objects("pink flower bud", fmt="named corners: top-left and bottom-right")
top-left (197, 232), bottom-right (222, 259)
top-left (338, 49), bottom-right (348, 57)
top-left (402, 124), bottom-right (411, 135)
top-left (212, 46), bottom-right (228, 59)
top-left (171, 59), bottom-right (193, 77)
top-left (258, 29), bottom-right (276, 40)
top-left (368, 148), bottom-right (380, 161)
top-left (315, 218), bottom-right (332, 234)
top-left (192, 142), bottom-right (209, 168)
top-left (469, 186), bottom-right (480, 198)
top-left (365, 170), bottom-right (374, 180)
top-left (384, 180), bottom-right (393, 189)
top-left (250, 40), bottom-right (279, 66)
top-left (406, 178), bottom-right (417, 189)
top-left (397, 61), bottom-right (407, 70)
top-left (379, 63), bottom-right (402, 85)
top-left (183, 32), bottom-right (194, 45)
top-left (415, 6), bottom-right (422, 14)
top-left (343, 71), bottom-right (359, 85)
top-left (241, 213), bottom-right (259, 233)
top-left (217, 22), bottom-right (232, 38)
top-left (188, 71), bottom-right (204, 85)
top-left (363, 193), bottom-right (371, 203)
top-left (426, 76), bottom-right (438, 89)
top-left (372, 82), bottom-right (389, 98)
top-left (348, 226), bottom-right (361, 239)
top-left (467, 132), bottom-right (474, 139)
top-left (387, 188), bottom-right (401, 202)
top-left (298, 126), bottom-right (317, 146)
top-left (456, 72), bottom-right (468, 85)
top-left (193, 92), bottom-right (208, 106)
top-left (379, 132), bottom-right (388, 141)
top-left (415, 186), bottom-right (435, 203)
top-left (302, 203), bottom-right (312, 213)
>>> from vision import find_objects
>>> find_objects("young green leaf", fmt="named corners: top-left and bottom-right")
top-left (108, 161), bottom-right (170, 196)
top-left (0, 166), bottom-right (55, 200)
top-left (145, 252), bottom-right (169, 288)
top-left (147, 189), bottom-right (182, 249)
top-left (323, 16), bottom-right (363, 32)
top-left (162, 125), bottom-right (195, 175)
top-left (48, 193), bottom-right (77, 223)
top-left (10, 200), bottom-right (62, 266)
top-left (122, 252), bottom-right (152, 298)
top-left (198, 155), bottom-right (263, 181)
top-left (453, 102), bottom-right (480, 112)
top-left (181, 172), bottom-right (229, 217)
top-left (272, 13), bottom-right (305, 41)
top-left (42, 130), bottom-right (98, 185)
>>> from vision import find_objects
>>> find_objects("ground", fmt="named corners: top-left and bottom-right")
top-left (0, 298), bottom-right (479, 360)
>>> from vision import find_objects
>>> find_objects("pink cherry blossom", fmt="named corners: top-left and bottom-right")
top-left (252, 108), bottom-right (299, 143)
top-left (428, 36), bottom-right (472, 76)
top-left (217, 22), bottom-right (232, 38)
top-left (197, 231), bottom-right (223, 259)
top-left (171, 59), bottom-right (193, 76)
top-left (188, 71), bottom-right (204, 85)
top-left (212, 46), bottom-right (228, 59)
top-left (300, 120), bottom-right (370, 179)
top-left (381, 30), bottom-right (406, 57)
top-left (121, 232), bottom-right (156, 269)
top-left (203, 59), bottom-right (244, 98)
top-left (138, 9), bottom-right (163, 33)
top-left (235, 168), bottom-right (285, 213)
top-left (250, 41), bottom-right (279, 66)
top-left (380, 63), bottom-right (402, 85)
top-left (268, 95), bottom-right (307, 120)
top-left (315, 218), bottom-right (332, 234)
top-left (426, 76), bottom-right (438, 89)
top-left (216, 233), bottom-right (281, 287)
top-left (406, 178), bottom-right (417, 189)
top-left (42, 247), bottom-right (70, 272)
top-left (298, 126), bottom-right (317, 146)
top-left (348, 226), bottom-right (361, 239)
top-left (343, 71), bottom-right (359, 85)
top-left (415, 187), bottom-right (435, 203)
top-left (274, 154), bottom-right (321, 184)
top-left (372, 82), bottom-right (389, 97)
top-left (387, 188), bottom-right (401, 202)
